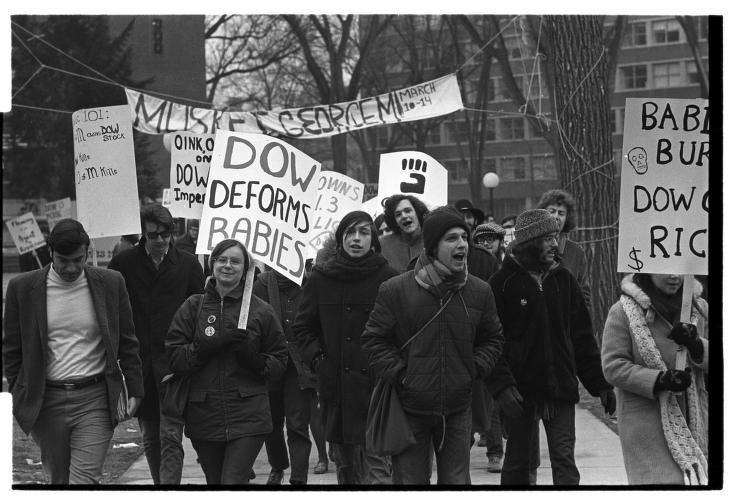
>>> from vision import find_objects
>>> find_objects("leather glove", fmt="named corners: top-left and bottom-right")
top-left (668, 322), bottom-right (704, 362)
top-left (654, 368), bottom-right (692, 393)
top-left (599, 388), bottom-right (616, 415)
top-left (497, 386), bottom-right (524, 419)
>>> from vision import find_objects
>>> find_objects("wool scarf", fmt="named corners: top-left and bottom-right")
top-left (619, 294), bottom-right (708, 485)
top-left (413, 252), bottom-right (467, 299)
top-left (315, 247), bottom-right (388, 282)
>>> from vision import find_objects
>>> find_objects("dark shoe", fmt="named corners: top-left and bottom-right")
top-left (249, 468), bottom-right (256, 480)
top-left (487, 456), bottom-right (503, 473)
top-left (267, 469), bottom-right (284, 485)
top-left (313, 461), bottom-right (328, 474)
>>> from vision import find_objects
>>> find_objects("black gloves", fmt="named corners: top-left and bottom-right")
top-left (669, 322), bottom-right (704, 362)
top-left (310, 353), bottom-right (325, 373)
top-left (654, 368), bottom-right (692, 393)
top-left (497, 386), bottom-right (524, 418)
top-left (235, 339), bottom-right (266, 373)
top-left (194, 328), bottom-right (240, 357)
top-left (599, 388), bottom-right (616, 415)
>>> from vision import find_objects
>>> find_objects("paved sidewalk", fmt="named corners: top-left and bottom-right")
top-left (116, 403), bottom-right (627, 486)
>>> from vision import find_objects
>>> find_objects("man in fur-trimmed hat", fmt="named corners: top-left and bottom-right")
top-left (484, 209), bottom-right (615, 486)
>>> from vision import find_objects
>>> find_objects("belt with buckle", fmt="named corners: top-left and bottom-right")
top-left (46, 374), bottom-right (106, 390)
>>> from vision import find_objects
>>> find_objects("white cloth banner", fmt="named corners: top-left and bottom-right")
top-left (72, 105), bottom-right (141, 239)
top-left (195, 131), bottom-right (322, 285)
top-left (306, 171), bottom-right (364, 259)
top-left (125, 74), bottom-right (463, 138)
top-left (43, 197), bottom-right (73, 230)
top-left (169, 132), bottom-right (214, 219)
top-left (377, 151), bottom-right (448, 210)
top-left (617, 98), bottom-right (709, 275)
top-left (5, 212), bottom-right (46, 255)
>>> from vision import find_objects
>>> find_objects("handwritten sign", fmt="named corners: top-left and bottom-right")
top-left (169, 132), bottom-right (214, 218)
top-left (306, 171), bottom-right (364, 259)
top-left (161, 188), bottom-right (173, 208)
top-left (195, 131), bottom-right (321, 285)
top-left (126, 74), bottom-right (463, 138)
top-left (617, 98), bottom-right (709, 275)
top-left (5, 212), bottom-right (46, 255)
top-left (86, 236), bottom-right (119, 265)
top-left (72, 105), bottom-right (141, 239)
top-left (43, 197), bottom-right (73, 229)
top-left (361, 196), bottom-right (384, 222)
top-left (377, 151), bottom-right (448, 209)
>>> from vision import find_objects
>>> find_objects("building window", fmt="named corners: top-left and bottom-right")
top-left (620, 65), bottom-right (648, 89)
top-left (483, 158), bottom-right (496, 173)
top-left (446, 160), bottom-right (467, 183)
top-left (610, 107), bottom-right (625, 134)
top-left (505, 36), bottom-right (523, 60)
top-left (623, 21), bottom-right (647, 47)
top-left (686, 59), bottom-right (709, 84)
top-left (502, 76), bottom-right (525, 101)
top-left (427, 124), bottom-right (441, 145)
top-left (652, 19), bottom-right (682, 44)
top-left (531, 155), bottom-right (557, 181)
top-left (697, 17), bottom-right (709, 40)
top-left (500, 157), bottom-right (527, 181)
top-left (499, 117), bottom-right (525, 140)
top-left (151, 18), bottom-right (164, 54)
top-left (485, 120), bottom-right (496, 141)
top-left (487, 77), bottom-right (497, 102)
top-left (653, 62), bottom-right (682, 88)
top-left (445, 121), bottom-right (469, 144)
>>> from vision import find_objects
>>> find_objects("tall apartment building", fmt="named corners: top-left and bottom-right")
top-left (361, 15), bottom-right (710, 218)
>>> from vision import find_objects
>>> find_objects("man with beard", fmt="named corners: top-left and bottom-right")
top-left (379, 194), bottom-right (428, 273)
top-left (485, 209), bottom-right (615, 485)
top-left (362, 207), bottom-right (504, 484)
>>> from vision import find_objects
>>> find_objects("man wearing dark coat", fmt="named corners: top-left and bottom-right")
top-left (3, 218), bottom-right (143, 484)
top-left (485, 209), bottom-right (615, 485)
top-left (108, 204), bottom-right (204, 484)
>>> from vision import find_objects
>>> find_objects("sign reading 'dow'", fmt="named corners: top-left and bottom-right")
top-left (169, 132), bottom-right (214, 219)
top-left (377, 151), bottom-right (448, 210)
top-left (196, 131), bottom-right (321, 285)
top-left (617, 97), bottom-right (709, 275)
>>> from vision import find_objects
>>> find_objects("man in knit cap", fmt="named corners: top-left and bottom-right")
top-left (484, 209), bottom-right (615, 485)
top-left (362, 206), bottom-right (505, 485)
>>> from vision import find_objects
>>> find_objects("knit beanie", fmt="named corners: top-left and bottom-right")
top-left (512, 209), bottom-right (560, 244)
top-left (473, 222), bottom-right (506, 242)
top-left (423, 207), bottom-right (470, 257)
top-left (335, 210), bottom-right (381, 253)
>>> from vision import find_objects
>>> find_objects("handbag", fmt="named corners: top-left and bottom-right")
top-left (365, 292), bottom-right (455, 456)
top-left (116, 360), bottom-right (129, 423)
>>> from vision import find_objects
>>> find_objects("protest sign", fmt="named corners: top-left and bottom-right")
top-left (617, 98), bottom-right (709, 275)
top-left (43, 197), bottom-right (73, 229)
top-left (361, 196), bottom-right (384, 221)
top-left (169, 132), bottom-right (214, 218)
top-left (377, 151), bottom-right (448, 209)
top-left (306, 171), bottom-right (364, 259)
top-left (72, 105), bottom-right (141, 238)
top-left (126, 74), bottom-right (463, 138)
top-left (5, 212), bottom-right (46, 255)
top-left (195, 131), bottom-right (321, 285)
top-left (86, 236), bottom-right (119, 265)
top-left (161, 188), bottom-right (173, 208)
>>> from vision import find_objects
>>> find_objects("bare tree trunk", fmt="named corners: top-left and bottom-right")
top-left (547, 15), bottom-right (619, 340)
top-left (331, 134), bottom-right (348, 174)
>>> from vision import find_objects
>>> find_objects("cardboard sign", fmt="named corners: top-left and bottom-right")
top-left (377, 151), bottom-right (448, 209)
top-left (617, 98), bottom-right (709, 275)
top-left (169, 132), bottom-right (214, 219)
top-left (361, 196), bottom-right (384, 221)
top-left (195, 131), bottom-right (321, 285)
top-left (161, 188), bottom-right (173, 208)
top-left (306, 171), bottom-right (364, 259)
top-left (44, 197), bottom-right (73, 229)
top-left (126, 74), bottom-right (463, 138)
top-left (72, 105), bottom-right (141, 239)
top-left (86, 236), bottom-right (119, 265)
top-left (5, 212), bottom-right (46, 255)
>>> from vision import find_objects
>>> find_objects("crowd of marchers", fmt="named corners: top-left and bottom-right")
top-left (3, 188), bottom-right (708, 486)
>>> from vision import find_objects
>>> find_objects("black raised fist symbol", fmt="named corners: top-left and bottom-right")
top-left (400, 158), bottom-right (427, 194)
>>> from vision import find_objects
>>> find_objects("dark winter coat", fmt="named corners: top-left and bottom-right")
top-left (292, 251), bottom-right (397, 445)
top-left (485, 256), bottom-right (610, 404)
top-left (253, 270), bottom-right (317, 391)
top-left (361, 271), bottom-right (505, 417)
top-left (108, 241), bottom-right (205, 418)
top-left (166, 279), bottom-right (288, 441)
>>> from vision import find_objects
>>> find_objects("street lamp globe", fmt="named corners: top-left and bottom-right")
top-left (483, 172), bottom-right (500, 189)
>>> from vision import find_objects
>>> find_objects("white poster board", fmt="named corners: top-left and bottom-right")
top-left (169, 132), bottom-right (214, 219)
top-left (617, 98), bottom-right (709, 275)
top-left (196, 131), bottom-right (321, 285)
top-left (72, 105), bottom-right (141, 238)
top-left (361, 196), bottom-right (384, 221)
top-left (306, 171), bottom-right (364, 259)
top-left (377, 151), bottom-right (448, 209)
top-left (44, 197), bottom-right (73, 229)
top-left (161, 188), bottom-right (173, 208)
top-left (5, 212), bottom-right (46, 255)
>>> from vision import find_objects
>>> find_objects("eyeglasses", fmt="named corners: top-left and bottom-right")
top-left (214, 256), bottom-right (244, 266)
top-left (146, 230), bottom-right (171, 240)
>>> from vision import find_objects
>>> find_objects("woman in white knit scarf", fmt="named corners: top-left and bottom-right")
top-left (601, 273), bottom-right (708, 485)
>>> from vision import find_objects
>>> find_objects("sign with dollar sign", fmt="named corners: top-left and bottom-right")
top-left (617, 98), bottom-right (709, 275)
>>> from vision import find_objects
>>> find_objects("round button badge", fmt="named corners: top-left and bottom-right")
top-left (207, 315), bottom-right (216, 324)
top-left (205, 326), bottom-right (215, 337)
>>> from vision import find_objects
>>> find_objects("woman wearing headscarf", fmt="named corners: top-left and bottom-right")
top-left (601, 273), bottom-right (708, 485)
top-left (166, 239), bottom-right (288, 484)
top-left (293, 210), bottom-right (398, 485)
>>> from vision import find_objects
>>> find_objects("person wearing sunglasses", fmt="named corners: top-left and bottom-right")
top-left (108, 204), bottom-right (205, 484)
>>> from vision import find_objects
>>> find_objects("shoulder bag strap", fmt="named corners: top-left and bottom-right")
top-left (399, 291), bottom-right (455, 352)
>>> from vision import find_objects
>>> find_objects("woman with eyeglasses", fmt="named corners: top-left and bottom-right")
top-left (165, 238), bottom-right (288, 484)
